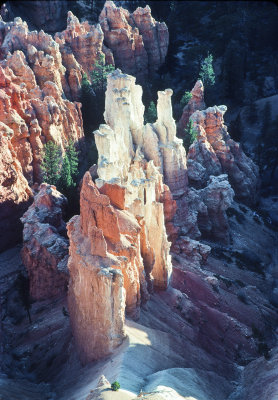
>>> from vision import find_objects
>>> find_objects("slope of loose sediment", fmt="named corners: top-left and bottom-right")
top-left (55, 317), bottom-right (233, 400)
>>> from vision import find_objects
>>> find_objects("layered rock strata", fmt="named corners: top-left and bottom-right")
top-left (99, 1), bottom-right (169, 81)
top-left (67, 69), bottom-right (182, 362)
top-left (21, 183), bottom-right (68, 300)
top-left (0, 125), bottom-right (32, 251)
top-left (188, 105), bottom-right (259, 205)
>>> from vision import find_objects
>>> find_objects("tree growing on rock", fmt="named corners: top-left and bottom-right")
top-left (199, 53), bottom-right (215, 88)
top-left (183, 120), bottom-right (198, 151)
top-left (180, 91), bottom-right (193, 107)
top-left (90, 54), bottom-right (114, 93)
top-left (41, 141), bottom-right (62, 186)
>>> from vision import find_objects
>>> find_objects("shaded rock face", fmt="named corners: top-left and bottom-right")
top-left (177, 79), bottom-right (206, 136)
top-left (188, 105), bottom-right (260, 205)
top-left (0, 126), bottom-right (32, 251)
top-left (1, 1), bottom-right (68, 33)
top-left (99, 1), bottom-right (169, 81)
top-left (21, 184), bottom-right (68, 301)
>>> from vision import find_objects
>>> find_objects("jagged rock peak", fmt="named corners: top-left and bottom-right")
top-left (21, 183), bottom-right (69, 300)
top-left (99, 1), bottom-right (169, 81)
top-left (188, 105), bottom-right (260, 205)
top-left (178, 79), bottom-right (206, 136)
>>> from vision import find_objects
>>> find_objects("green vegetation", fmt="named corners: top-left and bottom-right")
top-left (41, 141), bottom-right (62, 187)
top-left (111, 381), bottom-right (120, 391)
top-left (41, 141), bottom-right (79, 191)
top-left (180, 91), bottom-right (192, 107)
top-left (199, 53), bottom-right (215, 88)
top-left (183, 120), bottom-right (198, 151)
top-left (90, 54), bottom-right (114, 93)
top-left (144, 101), bottom-right (157, 123)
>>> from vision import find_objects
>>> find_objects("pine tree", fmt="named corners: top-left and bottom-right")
top-left (58, 154), bottom-right (73, 193)
top-left (199, 53), bottom-right (215, 88)
top-left (183, 120), bottom-right (198, 151)
top-left (180, 91), bottom-right (193, 108)
top-left (66, 140), bottom-right (79, 183)
top-left (90, 54), bottom-right (114, 93)
top-left (144, 101), bottom-right (157, 123)
top-left (41, 141), bottom-right (62, 186)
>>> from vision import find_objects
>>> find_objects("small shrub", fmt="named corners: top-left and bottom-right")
top-left (180, 91), bottom-right (192, 107)
top-left (111, 381), bottom-right (120, 391)
top-left (145, 101), bottom-right (157, 123)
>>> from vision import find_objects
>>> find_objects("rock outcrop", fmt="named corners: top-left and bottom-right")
top-left (0, 19), bottom-right (84, 182)
top-left (21, 183), bottom-right (68, 300)
top-left (67, 69), bottom-right (182, 362)
top-left (99, 1), bottom-right (169, 81)
top-left (0, 125), bottom-right (32, 251)
top-left (188, 105), bottom-right (259, 205)
top-left (178, 79), bottom-right (206, 136)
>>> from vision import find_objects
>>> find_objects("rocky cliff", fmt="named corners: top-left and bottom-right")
top-left (21, 183), bottom-right (68, 300)
top-left (0, 2), bottom-right (169, 248)
top-left (99, 1), bottom-right (169, 82)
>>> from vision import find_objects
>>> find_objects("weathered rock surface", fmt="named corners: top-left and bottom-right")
top-left (188, 105), bottom-right (260, 205)
top-left (21, 183), bottom-right (68, 300)
top-left (0, 126), bottom-right (32, 251)
top-left (99, 1), bottom-right (169, 81)
top-left (0, 19), bottom-right (84, 182)
top-left (177, 79), bottom-right (206, 136)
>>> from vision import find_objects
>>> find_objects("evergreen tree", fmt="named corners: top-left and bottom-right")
top-left (144, 101), bottom-right (157, 123)
top-left (199, 53), bottom-right (215, 88)
top-left (41, 141), bottom-right (62, 186)
top-left (183, 120), bottom-right (198, 151)
top-left (66, 140), bottom-right (79, 183)
top-left (90, 54), bottom-right (114, 93)
top-left (58, 154), bottom-right (73, 194)
top-left (180, 91), bottom-right (193, 108)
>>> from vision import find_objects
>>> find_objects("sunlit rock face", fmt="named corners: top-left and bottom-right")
top-left (0, 16), bottom-right (84, 244)
top-left (67, 69), bottom-right (182, 362)
top-left (99, 1), bottom-right (169, 81)
top-left (21, 184), bottom-right (68, 301)
top-left (67, 173), bottom-right (126, 364)
top-left (177, 79), bottom-right (206, 136)
top-left (188, 105), bottom-right (259, 205)
top-left (55, 11), bottom-right (114, 100)
top-left (0, 124), bottom-right (32, 251)
top-left (0, 18), bottom-right (84, 184)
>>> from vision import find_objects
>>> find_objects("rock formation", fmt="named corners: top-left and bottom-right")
top-left (0, 124), bottom-right (32, 251)
top-left (99, 1), bottom-right (169, 81)
top-left (188, 105), bottom-right (259, 205)
top-left (67, 69), bottom-right (182, 362)
top-left (177, 79), bottom-right (206, 136)
top-left (21, 183), bottom-right (68, 300)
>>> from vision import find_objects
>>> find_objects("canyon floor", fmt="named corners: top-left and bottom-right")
top-left (1, 196), bottom-right (278, 400)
